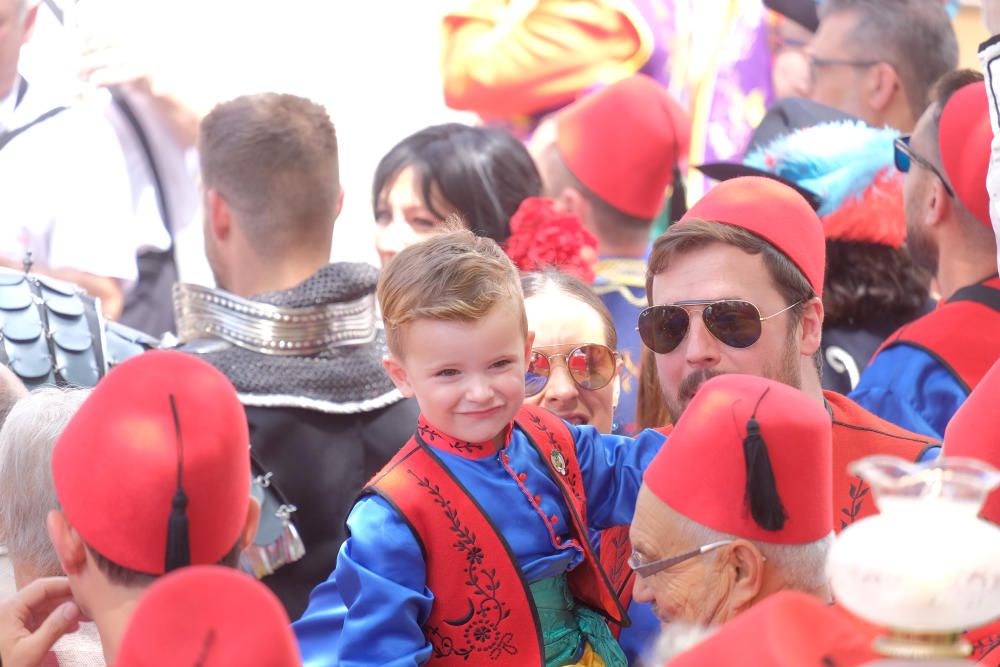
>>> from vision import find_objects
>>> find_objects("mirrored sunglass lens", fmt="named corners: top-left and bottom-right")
top-left (639, 306), bottom-right (687, 353)
top-left (524, 352), bottom-right (550, 396)
top-left (569, 345), bottom-right (615, 390)
top-left (894, 143), bottom-right (910, 173)
top-left (704, 301), bottom-right (762, 348)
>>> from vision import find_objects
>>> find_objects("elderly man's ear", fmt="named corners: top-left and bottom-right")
top-left (717, 540), bottom-right (767, 620)
top-left (46, 511), bottom-right (86, 575)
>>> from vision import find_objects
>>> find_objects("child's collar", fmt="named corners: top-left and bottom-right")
top-left (415, 415), bottom-right (513, 460)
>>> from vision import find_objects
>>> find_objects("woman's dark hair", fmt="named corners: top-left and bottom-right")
top-left (521, 268), bottom-right (617, 350)
top-left (372, 123), bottom-right (542, 244)
top-left (823, 240), bottom-right (931, 328)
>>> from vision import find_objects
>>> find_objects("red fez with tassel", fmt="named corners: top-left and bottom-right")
top-left (52, 350), bottom-right (251, 575)
top-left (643, 374), bottom-right (833, 544)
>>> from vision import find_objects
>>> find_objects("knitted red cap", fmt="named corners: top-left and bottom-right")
top-left (643, 374), bottom-right (833, 544)
top-left (938, 81), bottom-right (991, 228)
top-left (944, 358), bottom-right (1000, 525)
top-left (555, 74), bottom-right (690, 220)
top-left (669, 592), bottom-right (880, 667)
top-left (116, 566), bottom-right (300, 667)
top-left (679, 176), bottom-right (826, 297)
top-left (52, 350), bottom-right (250, 575)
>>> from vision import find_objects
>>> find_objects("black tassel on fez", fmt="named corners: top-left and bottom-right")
top-left (742, 387), bottom-right (788, 531)
top-left (165, 394), bottom-right (191, 572)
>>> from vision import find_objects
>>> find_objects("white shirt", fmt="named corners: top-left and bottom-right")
top-left (0, 78), bottom-right (138, 284)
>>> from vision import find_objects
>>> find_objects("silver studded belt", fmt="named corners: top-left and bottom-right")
top-left (173, 282), bottom-right (378, 356)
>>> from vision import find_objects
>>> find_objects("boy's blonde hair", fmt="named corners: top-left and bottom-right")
top-left (378, 228), bottom-right (527, 356)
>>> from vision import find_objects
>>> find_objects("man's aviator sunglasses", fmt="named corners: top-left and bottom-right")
top-left (637, 299), bottom-right (802, 354)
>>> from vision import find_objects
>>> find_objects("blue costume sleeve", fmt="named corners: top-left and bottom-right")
top-left (849, 346), bottom-right (968, 440)
top-left (571, 425), bottom-right (666, 530)
top-left (293, 495), bottom-right (434, 667)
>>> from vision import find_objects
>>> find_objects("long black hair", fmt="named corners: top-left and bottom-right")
top-left (372, 123), bottom-right (542, 244)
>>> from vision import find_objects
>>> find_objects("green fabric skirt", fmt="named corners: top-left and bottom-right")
top-left (528, 575), bottom-right (626, 667)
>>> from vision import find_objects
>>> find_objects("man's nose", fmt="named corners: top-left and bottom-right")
top-left (632, 573), bottom-right (653, 603)
top-left (681, 314), bottom-right (722, 369)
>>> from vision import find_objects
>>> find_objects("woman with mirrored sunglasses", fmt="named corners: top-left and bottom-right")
top-left (521, 269), bottom-right (622, 433)
top-left (522, 269), bottom-right (662, 662)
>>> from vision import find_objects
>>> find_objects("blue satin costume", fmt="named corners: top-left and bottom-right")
top-left (293, 420), bottom-right (666, 667)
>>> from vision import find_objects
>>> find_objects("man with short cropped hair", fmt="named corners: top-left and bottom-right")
top-left (850, 73), bottom-right (1000, 440)
top-left (807, 0), bottom-right (957, 132)
top-left (176, 93), bottom-right (417, 618)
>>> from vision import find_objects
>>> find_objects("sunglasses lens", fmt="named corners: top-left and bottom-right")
top-left (525, 352), bottom-right (550, 397)
top-left (568, 344), bottom-right (616, 391)
top-left (703, 301), bottom-right (762, 348)
top-left (638, 306), bottom-right (689, 354)
top-left (894, 143), bottom-right (910, 173)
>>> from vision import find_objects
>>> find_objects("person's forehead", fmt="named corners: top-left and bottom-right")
top-left (631, 486), bottom-right (687, 555)
top-left (525, 293), bottom-right (607, 346)
top-left (811, 9), bottom-right (861, 55)
top-left (651, 242), bottom-right (777, 304)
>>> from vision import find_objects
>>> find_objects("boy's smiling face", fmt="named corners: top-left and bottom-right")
top-left (384, 300), bottom-right (532, 447)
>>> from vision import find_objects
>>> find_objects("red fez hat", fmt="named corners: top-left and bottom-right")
top-left (668, 592), bottom-right (880, 667)
top-left (555, 74), bottom-right (690, 220)
top-left (938, 81), bottom-right (991, 228)
top-left (643, 374), bottom-right (833, 544)
top-left (679, 176), bottom-right (826, 297)
top-left (52, 350), bottom-right (250, 575)
top-left (116, 566), bottom-right (300, 666)
top-left (944, 359), bottom-right (1000, 525)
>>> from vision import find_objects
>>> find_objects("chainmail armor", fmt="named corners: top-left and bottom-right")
top-left (178, 263), bottom-right (402, 414)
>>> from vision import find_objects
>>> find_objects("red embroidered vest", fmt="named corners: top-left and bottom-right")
top-left (597, 424), bottom-right (674, 613)
top-left (873, 276), bottom-right (1000, 393)
top-left (825, 391), bottom-right (938, 531)
top-left (365, 405), bottom-right (629, 666)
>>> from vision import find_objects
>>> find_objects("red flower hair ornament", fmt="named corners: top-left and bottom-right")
top-left (504, 197), bottom-right (598, 284)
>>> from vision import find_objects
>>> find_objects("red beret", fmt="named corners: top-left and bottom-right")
top-left (116, 566), bottom-right (300, 667)
top-left (939, 81), bottom-right (991, 228)
top-left (643, 374), bottom-right (833, 544)
top-left (679, 176), bottom-right (826, 297)
top-left (668, 592), bottom-right (880, 667)
top-left (52, 350), bottom-right (250, 575)
top-left (555, 74), bottom-right (690, 220)
top-left (944, 358), bottom-right (1000, 525)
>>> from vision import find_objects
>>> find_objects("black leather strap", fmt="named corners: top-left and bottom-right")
top-left (948, 277), bottom-right (1000, 313)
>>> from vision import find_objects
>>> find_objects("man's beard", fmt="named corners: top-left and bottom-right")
top-left (905, 225), bottom-right (939, 275)
top-left (662, 338), bottom-right (803, 422)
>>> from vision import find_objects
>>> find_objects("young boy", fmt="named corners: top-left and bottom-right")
top-left (294, 231), bottom-right (666, 667)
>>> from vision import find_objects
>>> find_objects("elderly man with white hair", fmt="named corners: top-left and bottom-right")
top-left (628, 373), bottom-right (835, 629)
top-left (0, 386), bottom-right (104, 667)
